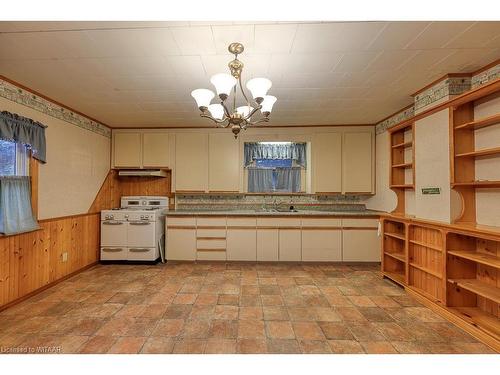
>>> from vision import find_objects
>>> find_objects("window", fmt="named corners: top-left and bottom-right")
top-left (245, 142), bottom-right (306, 193)
top-left (0, 140), bottom-right (29, 176)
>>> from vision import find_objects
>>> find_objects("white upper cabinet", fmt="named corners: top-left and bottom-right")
top-left (143, 133), bottom-right (170, 168)
top-left (113, 132), bottom-right (142, 168)
top-left (342, 131), bottom-right (373, 193)
top-left (208, 133), bottom-right (240, 192)
top-left (313, 132), bottom-right (342, 193)
top-left (175, 133), bottom-right (209, 192)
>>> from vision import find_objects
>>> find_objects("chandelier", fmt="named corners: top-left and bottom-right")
top-left (191, 42), bottom-right (277, 138)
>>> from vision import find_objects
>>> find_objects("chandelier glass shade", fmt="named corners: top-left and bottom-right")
top-left (190, 42), bottom-right (277, 138)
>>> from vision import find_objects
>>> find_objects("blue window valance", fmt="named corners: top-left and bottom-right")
top-left (244, 142), bottom-right (306, 167)
top-left (0, 111), bottom-right (47, 163)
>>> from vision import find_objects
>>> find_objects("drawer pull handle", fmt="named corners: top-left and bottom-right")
top-left (102, 248), bottom-right (123, 252)
top-left (129, 221), bottom-right (151, 225)
top-left (102, 221), bottom-right (123, 225)
top-left (129, 248), bottom-right (150, 252)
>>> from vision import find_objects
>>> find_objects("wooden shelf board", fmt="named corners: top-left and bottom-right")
top-left (448, 250), bottom-right (500, 269)
top-left (391, 141), bottom-right (413, 149)
top-left (448, 307), bottom-right (500, 342)
top-left (448, 279), bottom-right (500, 304)
top-left (455, 113), bottom-right (500, 131)
top-left (409, 239), bottom-right (443, 252)
top-left (390, 184), bottom-right (414, 189)
top-left (409, 262), bottom-right (443, 279)
top-left (392, 162), bottom-right (413, 169)
top-left (455, 147), bottom-right (500, 158)
top-left (384, 251), bottom-right (406, 262)
top-left (383, 271), bottom-right (405, 285)
top-left (384, 232), bottom-right (406, 241)
top-left (452, 181), bottom-right (500, 188)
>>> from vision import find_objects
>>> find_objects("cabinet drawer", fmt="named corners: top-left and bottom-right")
top-left (227, 217), bottom-right (256, 228)
top-left (167, 216), bottom-right (196, 227)
top-left (197, 250), bottom-right (227, 261)
top-left (197, 239), bottom-right (226, 250)
top-left (301, 218), bottom-right (341, 228)
top-left (342, 218), bottom-right (379, 228)
top-left (197, 228), bottom-right (226, 238)
top-left (196, 217), bottom-right (226, 228)
top-left (273, 218), bottom-right (301, 228)
top-left (101, 247), bottom-right (127, 261)
top-left (127, 247), bottom-right (158, 261)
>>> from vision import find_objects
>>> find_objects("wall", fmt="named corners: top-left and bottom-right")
top-left (0, 97), bottom-right (110, 219)
top-left (366, 131), bottom-right (396, 212)
top-left (414, 109), bottom-right (452, 222)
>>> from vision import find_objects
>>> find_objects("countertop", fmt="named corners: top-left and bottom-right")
top-left (165, 209), bottom-right (383, 217)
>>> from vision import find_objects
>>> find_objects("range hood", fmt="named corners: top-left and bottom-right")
top-left (118, 169), bottom-right (167, 177)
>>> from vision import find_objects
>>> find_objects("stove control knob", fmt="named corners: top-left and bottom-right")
top-left (125, 214), bottom-right (129, 218)
top-left (104, 215), bottom-right (109, 220)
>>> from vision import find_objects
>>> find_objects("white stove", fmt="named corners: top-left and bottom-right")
top-left (100, 196), bottom-right (168, 262)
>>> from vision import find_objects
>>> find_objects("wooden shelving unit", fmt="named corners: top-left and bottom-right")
top-left (389, 122), bottom-right (415, 215)
top-left (446, 231), bottom-right (500, 344)
top-left (450, 94), bottom-right (500, 224)
top-left (381, 219), bottom-right (407, 286)
top-left (408, 224), bottom-right (445, 304)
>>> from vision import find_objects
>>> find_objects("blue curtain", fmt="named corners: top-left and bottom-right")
top-left (244, 143), bottom-right (306, 167)
top-left (275, 167), bottom-right (301, 193)
top-left (0, 111), bottom-right (47, 163)
top-left (0, 176), bottom-right (39, 235)
top-left (248, 168), bottom-right (275, 193)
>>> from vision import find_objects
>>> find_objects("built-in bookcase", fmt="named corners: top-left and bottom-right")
top-left (389, 122), bottom-right (415, 214)
top-left (381, 219), bottom-right (407, 285)
top-left (447, 231), bottom-right (500, 342)
top-left (450, 96), bottom-right (500, 223)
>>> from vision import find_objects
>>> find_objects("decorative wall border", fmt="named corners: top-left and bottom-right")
top-left (0, 78), bottom-right (111, 138)
top-left (414, 76), bottom-right (471, 113)
top-left (375, 105), bottom-right (415, 135)
top-left (472, 63), bottom-right (500, 89)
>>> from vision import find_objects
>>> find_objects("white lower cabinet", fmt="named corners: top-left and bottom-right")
top-left (301, 229), bottom-right (342, 261)
top-left (342, 229), bottom-right (379, 261)
top-left (166, 228), bottom-right (196, 260)
top-left (226, 218), bottom-right (256, 261)
top-left (279, 229), bottom-right (302, 261)
top-left (257, 229), bottom-right (279, 261)
top-left (342, 218), bottom-right (380, 262)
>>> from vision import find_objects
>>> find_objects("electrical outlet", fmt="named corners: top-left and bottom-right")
top-left (61, 252), bottom-right (68, 262)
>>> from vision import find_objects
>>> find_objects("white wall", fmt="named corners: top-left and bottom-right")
top-left (0, 97), bottom-right (110, 219)
top-left (414, 108), bottom-right (452, 222)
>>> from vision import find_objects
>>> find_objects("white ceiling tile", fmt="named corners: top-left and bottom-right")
top-left (444, 22), bottom-right (500, 48)
top-left (365, 50), bottom-right (419, 71)
top-left (367, 22), bottom-right (430, 50)
top-left (405, 21), bottom-right (475, 49)
top-left (254, 24), bottom-right (297, 53)
top-left (211, 25), bottom-right (255, 54)
top-left (268, 53), bottom-right (342, 76)
top-left (170, 26), bottom-right (216, 55)
top-left (333, 51), bottom-right (380, 72)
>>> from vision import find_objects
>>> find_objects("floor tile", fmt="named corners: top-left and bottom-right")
top-left (140, 337), bottom-right (175, 353)
top-left (318, 322), bottom-right (354, 340)
top-left (151, 319), bottom-right (185, 337)
top-left (267, 339), bottom-right (301, 354)
top-left (78, 336), bottom-right (117, 354)
top-left (108, 337), bottom-right (146, 354)
top-left (360, 341), bottom-right (398, 354)
top-left (173, 294), bottom-right (197, 305)
top-left (181, 319), bottom-right (211, 339)
top-left (214, 305), bottom-right (239, 320)
top-left (204, 338), bottom-right (237, 354)
top-left (265, 321), bottom-right (295, 339)
top-left (299, 340), bottom-right (332, 354)
top-left (173, 339), bottom-right (207, 354)
top-left (208, 320), bottom-right (238, 339)
top-left (238, 320), bottom-right (265, 339)
top-left (328, 340), bottom-right (365, 354)
top-left (239, 306), bottom-right (263, 320)
top-left (292, 322), bottom-right (325, 340)
top-left (237, 338), bottom-right (268, 354)
top-left (263, 306), bottom-right (289, 321)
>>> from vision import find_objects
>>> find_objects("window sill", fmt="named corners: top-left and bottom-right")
top-left (0, 227), bottom-right (43, 238)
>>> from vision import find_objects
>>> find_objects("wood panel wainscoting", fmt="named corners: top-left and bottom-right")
top-left (0, 165), bottom-right (172, 311)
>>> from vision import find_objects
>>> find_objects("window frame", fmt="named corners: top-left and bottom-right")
top-left (0, 140), bottom-right (30, 177)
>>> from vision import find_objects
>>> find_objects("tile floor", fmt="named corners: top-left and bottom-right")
top-left (0, 262), bottom-right (495, 354)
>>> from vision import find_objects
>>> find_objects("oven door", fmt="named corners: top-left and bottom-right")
top-left (127, 220), bottom-right (156, 248)
top-left (101, 220), bottom-right (127, 247)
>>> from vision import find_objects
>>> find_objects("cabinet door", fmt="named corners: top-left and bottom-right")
top-left (166, 228), bottom-right (196, 261)
top-left (114, 132), bottom-right (142, 168)
top-left (301, 229), bottom-right (342, 261)
top-left (209, 133), bottom-right (240, 192)
top-left (279, 229), bottom-right (301, 261)
top-left (143, 132), bottom-right (170, 168)
top-left (175, 133), bottom-right (208, 192)
top-left (227, 229), bottom-right (256, 261)
top-left (257, 229), bottom-right (279, 261)
top-left (342, 229), bottom-right (380, 262)
top-left (313, 132), bottom-right (342, 193)
top-left (343, 132), bottom-right (373, 193)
